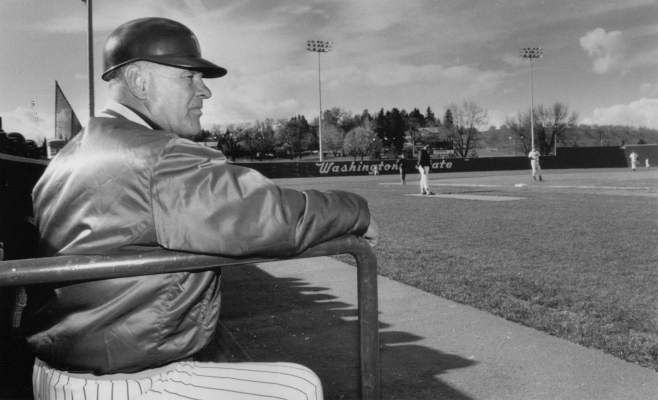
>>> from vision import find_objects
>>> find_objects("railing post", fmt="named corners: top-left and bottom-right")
top-left (352, 241), bottom-right (381, 400)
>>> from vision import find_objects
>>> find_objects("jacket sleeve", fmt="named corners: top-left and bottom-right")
top-left (151, 138), bottom-right (371, 257)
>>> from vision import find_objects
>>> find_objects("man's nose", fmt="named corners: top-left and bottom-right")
top-left (196, 79), bottom-right (211, 99)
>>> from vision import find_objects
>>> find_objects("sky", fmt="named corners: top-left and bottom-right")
top-left (1, 0), bottom-right (658, 142)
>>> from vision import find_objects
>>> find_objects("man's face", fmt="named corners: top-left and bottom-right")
top-left (145, 63), bottom-right (212, 137)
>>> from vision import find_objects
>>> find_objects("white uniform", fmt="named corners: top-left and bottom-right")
top-left (33, 358), bottom-right (323, 400)
top-left (528, 149), bottom-right (542, 181)
top-left (629, 152), bottom-right (638, 171)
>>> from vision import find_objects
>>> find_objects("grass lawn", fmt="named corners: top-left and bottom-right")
top-left (276, 167), bottom-right (658, 371)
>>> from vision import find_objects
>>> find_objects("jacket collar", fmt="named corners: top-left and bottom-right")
top-left (99, 101), bottom-right (158, 130)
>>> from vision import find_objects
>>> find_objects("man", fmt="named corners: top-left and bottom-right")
top-left (417, 144), bottom-right (433, 195)
top-left (629, 151), bottom-right (638, 171)
top-left (23, 17), bottom-right (377, 400)
top-left (528, 147), bottom-right (543, 181)
top-left (395, 154), bottom-right (406, 185)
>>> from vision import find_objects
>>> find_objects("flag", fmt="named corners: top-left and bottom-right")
top-left (54, 81), bottom-right (82, 141)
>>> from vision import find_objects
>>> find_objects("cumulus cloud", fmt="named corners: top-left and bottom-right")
top-left (584, 98), bottom-right (658, 129)
top-left (579, 28), bottom-right (625, 74)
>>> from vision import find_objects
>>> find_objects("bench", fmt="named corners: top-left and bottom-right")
top-left (0, 235), bottom-right (381, 399)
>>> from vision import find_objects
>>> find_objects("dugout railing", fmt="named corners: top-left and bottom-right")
top-left (0, 235), bottom-right (381, 399)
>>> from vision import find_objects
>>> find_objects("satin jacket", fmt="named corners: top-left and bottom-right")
top-left (24, 106), bottom-right (370, 374)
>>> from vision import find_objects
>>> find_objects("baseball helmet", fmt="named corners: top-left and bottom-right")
top-left (101, 17), bottom-right (227, 81)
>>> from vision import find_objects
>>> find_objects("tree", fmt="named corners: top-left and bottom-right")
top-left (322, 121), bottom-right (344, 156)
top-left (343, 126), bottom-right (377, 161)
top-left (372, 108), bottom-right (387, 144)
top-left (214, 127), bottom-right (241, 161)
top-left (443, 108), bottom-right (454, 129)
top-left (279, 115), bottom-right (311, 159)
top-left (425, 106), bottom-right (438, 126)
top-left (504, 113), bottom-right (532, 154)
top-left (506, 102), bottom-right (577, 155)
top-left (535, 102), bottom-right (578, 155)
top-left (251, 120), bottom-right (276, 159)
top-left (360, 109), bottom-right (373, 126)
top-left (447, 100), bottom-right (488, 158)
top-left (385, 108), bottom-right (406, 153)
top-left (407, 108), bottom-right (425, 156)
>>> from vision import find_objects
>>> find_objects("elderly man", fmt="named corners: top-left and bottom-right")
top-left (23, 17), bottom-right (376, 400)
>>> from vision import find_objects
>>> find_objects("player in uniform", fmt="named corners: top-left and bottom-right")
top-left (417, 144), bottom-right (434, 194)
top-left (396, 154), bottom-right (407, 185)
top-left (629, 151), bottom-right (638, 171)
top-left (528, 147), bottom-right (543, 181)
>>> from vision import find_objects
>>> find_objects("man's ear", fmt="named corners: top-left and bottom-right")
top-left (123, 64), bottom-right (149, 100)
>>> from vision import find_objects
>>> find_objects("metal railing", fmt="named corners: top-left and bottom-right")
top-left (0, 235), bottom-right (381, 399)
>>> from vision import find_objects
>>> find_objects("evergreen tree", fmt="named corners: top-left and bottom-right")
top-left (426, 106), bottom-right (438, 126)
top-left (386, 108), bottom-right (406, 153)
top-left (373, 108), bottom-right (387, 143)
top-left (443, 108), bottom-right (454, 129)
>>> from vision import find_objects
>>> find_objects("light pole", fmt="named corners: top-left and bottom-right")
top-left (306, 40), bottom-right (332, 161)
top-left (520, 47), bottom-right (543, 151)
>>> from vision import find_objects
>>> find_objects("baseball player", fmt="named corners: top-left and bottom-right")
top-left (629, 151), bottom-right (638, 171)
top-left (528, 147), bottom-right (543, 181)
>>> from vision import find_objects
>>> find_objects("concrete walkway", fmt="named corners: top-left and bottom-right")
top-left (220, 257), bottom-right (658, 400)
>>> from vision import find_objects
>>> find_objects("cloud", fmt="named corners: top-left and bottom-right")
top-left (579, 28), bottom-right (625, 74)
top-left (502, 53), bottom-right (526, 67)
top-left (583, 98), bottom-right (658, 129)
top-left (332, 63), bottom-right (508, 93)
top-left (1, 106), bottom-right (51, 142)
top-left (640, 83), bottom-right (658, 97)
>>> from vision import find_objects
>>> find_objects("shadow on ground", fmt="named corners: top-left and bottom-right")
top-left (218, 265), bottom-right (475, 400)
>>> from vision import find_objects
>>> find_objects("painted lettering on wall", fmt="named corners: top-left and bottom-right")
top-left (315, 160), bottom-right (453, 175)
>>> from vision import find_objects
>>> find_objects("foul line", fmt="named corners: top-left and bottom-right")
top-left (382, 182), bottom-right (652, 191)
top-left (405, 194), bottom-right (525, 201)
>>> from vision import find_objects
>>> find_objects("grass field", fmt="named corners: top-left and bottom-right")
top-left (275, 167), bottom-right (658, 371)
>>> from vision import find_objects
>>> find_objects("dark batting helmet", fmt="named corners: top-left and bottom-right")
top-left (101, 17), bottom-right (227, 81)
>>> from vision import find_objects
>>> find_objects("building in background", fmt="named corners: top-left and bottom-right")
top-left (48, 81), bottom-right (81, 158)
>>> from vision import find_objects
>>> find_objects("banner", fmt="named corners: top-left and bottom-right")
top-left (54, 81), bottom-right (82, 141)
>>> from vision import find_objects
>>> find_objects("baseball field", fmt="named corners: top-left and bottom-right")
top-left (275, 167), bottom-right (658, 371)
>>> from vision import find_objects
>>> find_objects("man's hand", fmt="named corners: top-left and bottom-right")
top-left (363, 217), bottom-right (379, 247)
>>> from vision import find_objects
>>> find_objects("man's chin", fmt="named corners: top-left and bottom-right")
top-left (177, 122), bottom-right (202, 138)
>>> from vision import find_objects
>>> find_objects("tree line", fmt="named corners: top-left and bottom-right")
top-left (201, 101), bottom-right (494, 161)
top-left (3, 100), bottom-right (656, 161)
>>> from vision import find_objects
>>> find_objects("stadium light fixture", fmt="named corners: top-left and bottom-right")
top-left (520, 47), bottom-right (543, 151)
top-left (306, 40), bottom-right (333, 161)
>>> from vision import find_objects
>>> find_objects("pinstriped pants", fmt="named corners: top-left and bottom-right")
top-left (33, 358), bottom-right (323, 400)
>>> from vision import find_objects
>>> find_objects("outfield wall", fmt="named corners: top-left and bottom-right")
top-left (239, 146), bottom-right (629, 178)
